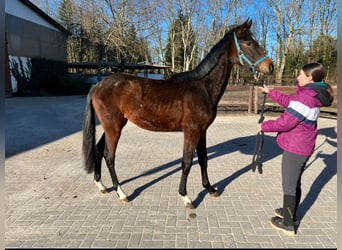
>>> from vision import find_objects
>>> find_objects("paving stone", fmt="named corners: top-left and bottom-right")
top-left (5, 96), bottom-right (337, 248)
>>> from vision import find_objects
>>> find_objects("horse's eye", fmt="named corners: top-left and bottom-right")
top-left (246, 41), bottom-right (252, 46)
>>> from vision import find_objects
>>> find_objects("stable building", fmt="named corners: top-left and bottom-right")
top-left (5, 0), bottom-right (70, 95)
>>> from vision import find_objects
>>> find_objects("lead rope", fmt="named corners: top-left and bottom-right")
top-left (251, 80), bottom-right (267, 174)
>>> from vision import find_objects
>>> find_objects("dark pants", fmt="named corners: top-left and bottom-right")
top-left (281, 150), bottom-right (309, 196)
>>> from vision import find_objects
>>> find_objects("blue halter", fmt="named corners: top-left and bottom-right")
top-left (233, 32), bottom-right (268, 75)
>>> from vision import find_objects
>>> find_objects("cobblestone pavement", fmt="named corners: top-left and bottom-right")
top-left (5, 96), bottom-right (337, 248)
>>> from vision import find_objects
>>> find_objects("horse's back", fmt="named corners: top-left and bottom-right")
top-left (91, 73), bottom-right (184, 131)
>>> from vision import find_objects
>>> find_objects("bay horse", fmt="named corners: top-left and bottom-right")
top-left (82, 19), bottom-right (274, 209)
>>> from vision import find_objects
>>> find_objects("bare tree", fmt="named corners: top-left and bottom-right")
top-left (318, 0), bottom-right (337, 36)
top-left (86, 0), bottom-right (155, 65)
top-left (36, 0), bottom-right (338, 81)
top-left (133, 0), bottom-right (166, 64)
top-left (199, 0), bottom-right (244, 60)
top-left (266, 0), bottom-right (306, 84)
top-left (155, 0), bottom-right (184, 72)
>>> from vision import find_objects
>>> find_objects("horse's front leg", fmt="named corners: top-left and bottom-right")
top-left (196, 132), bottom-right (219, 197)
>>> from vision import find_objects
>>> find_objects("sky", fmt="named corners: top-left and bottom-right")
top-left (29, 0), bottom-right (337, 63)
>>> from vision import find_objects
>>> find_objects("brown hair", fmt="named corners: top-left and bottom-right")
top-left (302, 62), bottom-right (326, 82)
top-left (326, 83), bottom-right (334, 104)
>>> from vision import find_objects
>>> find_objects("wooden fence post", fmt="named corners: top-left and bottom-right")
top-left (254, 86), bottom-right (258, 114)
top-left (248, 85), bottom-right (254, 113)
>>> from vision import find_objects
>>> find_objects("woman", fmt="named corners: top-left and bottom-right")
top-left (257, 62), bottom-right (333, 236)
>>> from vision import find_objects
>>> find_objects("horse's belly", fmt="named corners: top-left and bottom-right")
top-left (127, 113), bottom-right (182, 132)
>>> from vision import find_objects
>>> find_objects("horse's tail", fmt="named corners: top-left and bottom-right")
top-left (82, 85), bottom-right (98, 174)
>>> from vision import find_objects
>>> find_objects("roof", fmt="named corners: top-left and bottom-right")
top-left (18, 0), bottom-right (70, 35)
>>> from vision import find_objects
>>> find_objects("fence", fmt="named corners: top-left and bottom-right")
top-left (218, 85), bottom-right (337, 115)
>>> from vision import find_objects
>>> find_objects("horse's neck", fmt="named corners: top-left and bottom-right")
top-left (206, 57), bottom-right (233, 105)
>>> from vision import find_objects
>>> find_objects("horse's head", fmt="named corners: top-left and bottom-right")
top-left (232, 19), bottom-right (274, 75)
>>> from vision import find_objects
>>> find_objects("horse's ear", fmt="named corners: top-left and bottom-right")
top-left (237, 18), bottom-right (252, 35)
top-left (245, 18), bottom-right (252, 29)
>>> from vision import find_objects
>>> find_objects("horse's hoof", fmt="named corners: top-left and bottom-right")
top-left (120, 197), bottom-right (129, 203)
top-left (210, 191), bottom-right (220, 197)
top-left (100, 189), bottom-right (109, 194)
top-left (185, 202), bottom-right (195, 209)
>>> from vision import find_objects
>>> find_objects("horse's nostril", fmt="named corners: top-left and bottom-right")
top-left (269, 63), bottom-right (274, 74)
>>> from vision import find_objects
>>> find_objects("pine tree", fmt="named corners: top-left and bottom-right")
top-left (165, 12), bottom-right (197, 73)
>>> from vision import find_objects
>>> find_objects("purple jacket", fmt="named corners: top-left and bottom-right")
top-left (261, 83), bottom-right (331, 156)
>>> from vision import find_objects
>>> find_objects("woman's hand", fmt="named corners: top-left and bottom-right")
top-left (258, 85), bottom-right (270, 94)
top-left (257, 123), bottom-right (262, 133)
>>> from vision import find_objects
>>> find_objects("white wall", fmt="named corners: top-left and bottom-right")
top-left (5, 0), bottom-right (59, 32)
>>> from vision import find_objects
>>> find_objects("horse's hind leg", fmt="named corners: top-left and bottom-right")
top-left (93, 133), bottom-right (108, 193)
top-left (103, 120), bottom-right (129, 203)
top-left (196, 132), bottom-right (219, 197)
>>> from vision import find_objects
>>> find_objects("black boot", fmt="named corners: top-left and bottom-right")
top-left (274, 188), bottom-right (301, 226)
top-left (270, 195), bottom-right (296, 236)
top-left (294, 186), bottom-right (301, 217)
top-left (274, 208), bottom-right (299, 226)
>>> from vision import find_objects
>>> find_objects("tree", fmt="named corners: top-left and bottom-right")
top-left (176, 1), bottom-right (197, 71)
top-left (318, 0), bottom-right (337, 36)
top-left (165, 12), bottom-right (191, 73)
top-left (266, 0), bottom-right (306, 84)
top-left (283, 40), bottom-right (306, 81)
top-left (124, 24), bottom-right (151, 63)
top-left (40, 0), bottom-right (338, 82)
top-left (308, 35), bottom-right (337, 79)
top-left (93, 0), bottom-right (153, 65)
top-left (58, 0), bottom-right (80, 64)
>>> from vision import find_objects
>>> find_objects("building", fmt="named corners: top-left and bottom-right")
top-left (5, 0), bottom-right (70, 94)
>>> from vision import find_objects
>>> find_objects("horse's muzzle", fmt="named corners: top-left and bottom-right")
top-left (268, 62), bottom-right (274, 74)
top-left (258, 58), bottom-right (274, 75)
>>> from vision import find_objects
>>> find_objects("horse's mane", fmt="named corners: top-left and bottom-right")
top-left (171, 26), bottom-right (237, 83)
